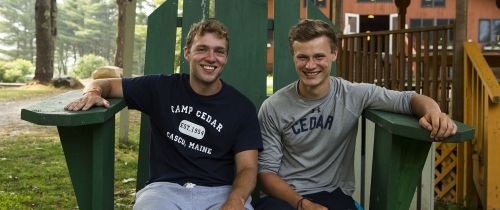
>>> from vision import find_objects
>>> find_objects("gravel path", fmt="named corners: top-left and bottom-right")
top-left (0, 95), bottom-right (60, 138)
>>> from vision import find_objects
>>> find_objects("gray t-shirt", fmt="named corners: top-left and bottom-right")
top-left (258, 76), bottom-right (415, 196)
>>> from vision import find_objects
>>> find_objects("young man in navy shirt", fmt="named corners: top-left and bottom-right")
top-left (66, 19), bottom-right (262, 210)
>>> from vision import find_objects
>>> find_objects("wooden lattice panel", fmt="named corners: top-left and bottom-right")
top-left (434, 142), bottom-right (459, 202)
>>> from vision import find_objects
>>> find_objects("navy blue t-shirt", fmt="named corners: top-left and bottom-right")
top-left (123, 73), bottom-right (262, 186)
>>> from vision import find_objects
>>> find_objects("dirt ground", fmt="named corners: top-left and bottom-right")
top-left (0, 95), bottom-right (60, 138)
top-left (0, 79), bottom-right (93, 138)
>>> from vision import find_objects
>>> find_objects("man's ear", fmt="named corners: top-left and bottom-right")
top-left (331, 49), bottom-right (338, 61)
top-left (183, 47), bottom-right (189, 60)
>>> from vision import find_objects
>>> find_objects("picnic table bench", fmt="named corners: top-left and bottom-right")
top-left (21, 0), bottom-right (475, 209)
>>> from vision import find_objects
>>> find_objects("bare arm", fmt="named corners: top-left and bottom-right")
top-left (64, 78), bottom-right (123, 111)
top-left (259, 172), bottom-right (327, 210)
top-left (410, 94), bottom-right (457, 140)
top-left (220, 150), bottom-right (258, 210)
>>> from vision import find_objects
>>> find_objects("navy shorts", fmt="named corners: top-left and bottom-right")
top-left (255, 188), bottom-right (357, 210)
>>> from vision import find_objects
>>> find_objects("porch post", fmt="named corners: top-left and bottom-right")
top-left (395, 0), bottom-right (410, 29)
top-left (333, 0), bottom-right (342, 30)
top-left (453, 0), bottom-right (467, 121)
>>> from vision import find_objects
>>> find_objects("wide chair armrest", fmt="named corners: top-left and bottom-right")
top-left (20, 90), bottom-right (126, 209)
top-left (362, 109), bottom-right (474, 210)
top-left (363, 109), bottom-right (474, 143)
top-left (21, 90), bottom-right (126, 126)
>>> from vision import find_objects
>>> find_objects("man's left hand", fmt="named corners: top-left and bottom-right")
top-left (418, 111), bottom-right (457, 140)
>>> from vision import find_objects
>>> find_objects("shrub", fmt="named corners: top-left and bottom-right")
top-left (0, 59), bottom-right (34, 83)
top-left (72, 54), bottom-right (109, 79)
top-left (0, 60), bottom-right (6, 80)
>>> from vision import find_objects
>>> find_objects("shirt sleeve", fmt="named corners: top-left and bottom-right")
top-left (347, 82), bottom-right (416, 115)
top-left (257, 100), bottom-right (283, 174)
top-left (233, 102), bottom-right (263, 153)
top-left (122, 75), bottom-right (161, 115)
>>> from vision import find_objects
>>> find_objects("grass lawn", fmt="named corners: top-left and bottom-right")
top-left (0, 85), bottom-right (67, 101)
top-left (0, 86), bottom-right (141, 209)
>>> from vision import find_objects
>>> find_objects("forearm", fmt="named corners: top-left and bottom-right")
top-left (227, 166), bottom-right (257, 204)
top-left (410, 94), bottom-right (441, 117)
top-left (259, 172), bottom-right (303, 208)
top-left (83, 78), bottom-right (123, 98)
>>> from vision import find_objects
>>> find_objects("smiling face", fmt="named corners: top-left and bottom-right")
top-left (184, 32), bottom-right (228, 95)
top-left (292, 35), bottom-right (337, 99)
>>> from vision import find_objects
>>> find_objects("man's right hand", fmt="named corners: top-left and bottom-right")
top-left (64, 92), bottom-right (110, 111)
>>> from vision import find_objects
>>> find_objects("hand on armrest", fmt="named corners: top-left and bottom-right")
top-left (64, 91), bottom-right (110, 111)
top-left (418, 111), bottom-right (457, 141)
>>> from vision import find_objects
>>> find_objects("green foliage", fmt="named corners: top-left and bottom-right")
top-left (134, 25), bottom-right (148, 74)
top-left (0, 60), bottom-right (5, 79)
top-left (0, 0), bottom-right (36, 61)
top-left (0, 0), bottom-right (178, 77)
top-left (435, 199), bottom-right (471, 210)
top-left (58, 0), bottom-right (117, 62)
top-left (0, 59), bottom-right (34, 82)
top-left (72, 54), bottom-right (109, 79)
top-left (0, 0), bottom-right (179, 77)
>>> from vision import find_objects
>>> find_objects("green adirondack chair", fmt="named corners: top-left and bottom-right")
top-left (21, 0), bottom-right (474, 209)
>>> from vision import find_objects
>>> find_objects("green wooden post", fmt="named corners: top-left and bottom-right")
top-left (180, 0), bottom-right (207, 73)
top-left (363, 110), bottom-right (474, 210)
top-left (369, 126), bottom-right (432, 210)
top-left (20, 91), bottom-right (126, 210)
top-left (273, 0), bottom-right (299, 91)
top-left (216, 0), bottom-right (268, 107)
top-left (306, 0), bottom-right (337, 76)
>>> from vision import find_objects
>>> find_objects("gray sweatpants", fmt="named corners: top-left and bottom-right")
top-left (133, 182), bottom-right (253, 210)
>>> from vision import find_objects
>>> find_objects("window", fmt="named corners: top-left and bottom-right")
top-left (303, 0), bottom-right (327, 8)
top-left (479, 20), bottom-right (491, 43)
top-left (358, 0), bottom-right (393, 2)
top-left (479, 19), bottom-right (500, 47)
top-left (410, 18), bottom-right (454, 47)
top-left (422, 0), bottom-right (445, 7)
top-left (410, 19), bottom-right (454, 28)
top-left (344, 13), bottom-right (359, 34)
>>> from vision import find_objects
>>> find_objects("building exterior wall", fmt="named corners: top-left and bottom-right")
top-left (339, 0), bottom-right (500, 49)
top-left (467, 0), bottom-right (500, 43)
top-left (343, 0), bottom-right (398, 15)
top-left (406, 0), bottom-right (456, 21)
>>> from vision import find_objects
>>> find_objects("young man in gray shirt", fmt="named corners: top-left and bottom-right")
top-left (255, 19), bottom-right (457, 210)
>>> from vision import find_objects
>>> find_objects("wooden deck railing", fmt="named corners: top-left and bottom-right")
top-left (338, 25), bottom-right (454, 114)
top-left (462, 42), bottom-right (500, 209)
top-left (337, 25), bottom-right (466, 205)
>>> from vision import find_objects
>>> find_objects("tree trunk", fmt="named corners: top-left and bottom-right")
top-left (34, 0), bottom-right (56, 84)
top-left (114, 0), bottom-right (129, 68)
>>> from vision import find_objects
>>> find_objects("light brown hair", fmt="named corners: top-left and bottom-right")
top-left (288, 19), bottom-right (338, 54)
top-left (185, 19), bottom-right (229, 52)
